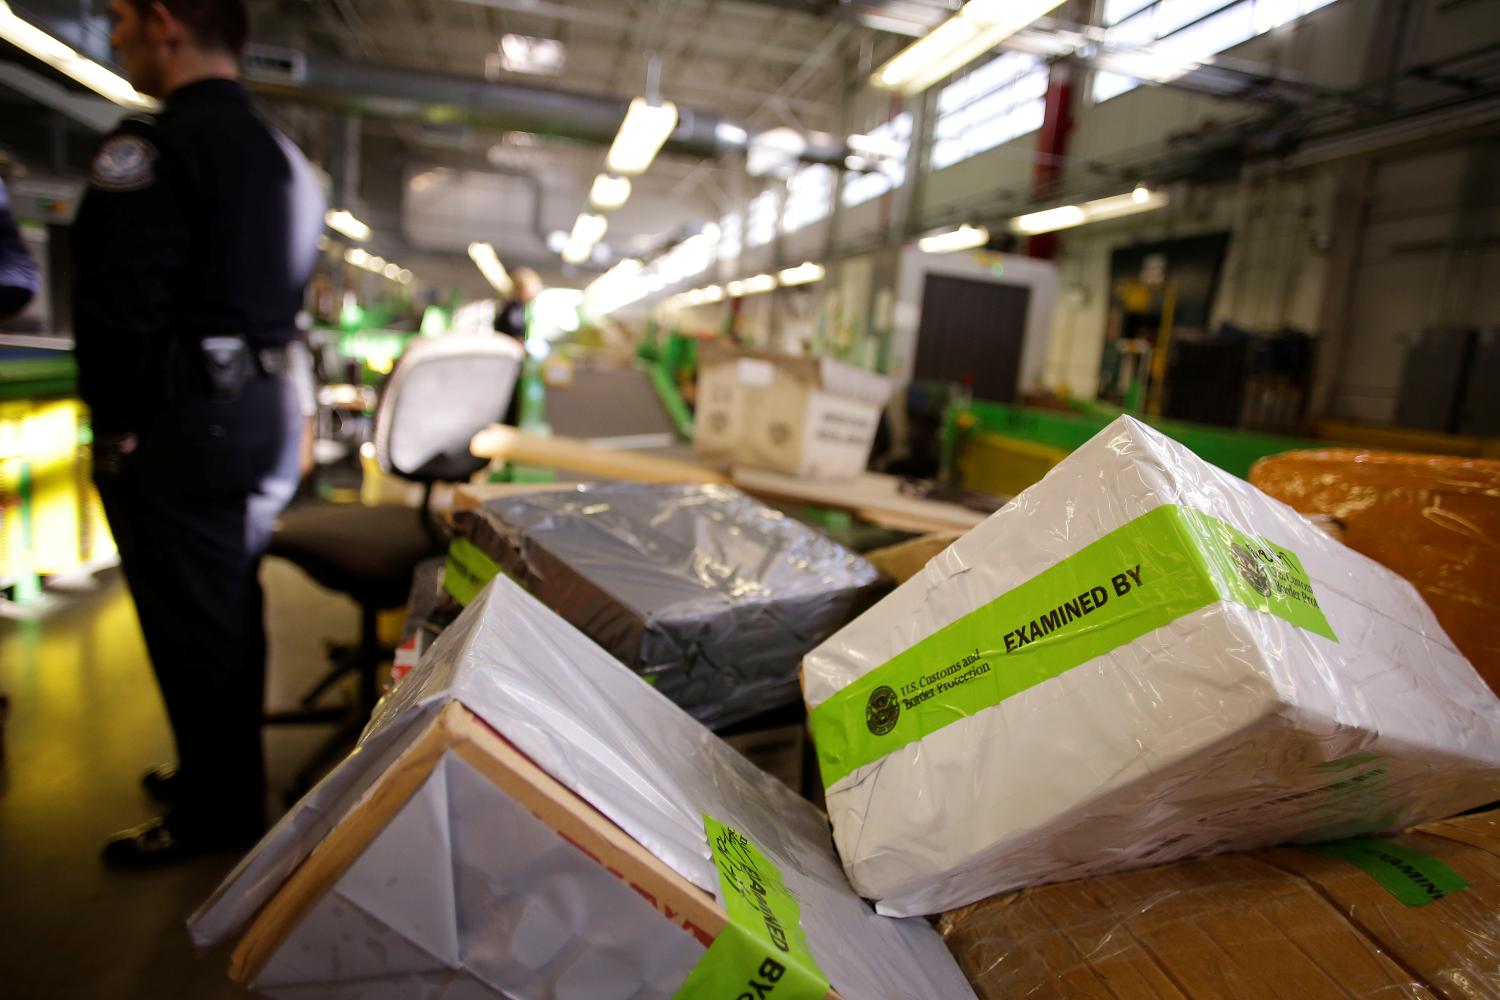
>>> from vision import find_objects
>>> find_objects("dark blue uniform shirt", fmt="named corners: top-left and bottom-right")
top-left (72, 78), bottom-right (323, 434)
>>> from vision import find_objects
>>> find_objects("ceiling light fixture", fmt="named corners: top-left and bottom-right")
top-left (742, 273), bottom-right (777, 294)
top-left (589, 173), bottom-right (632, 211)
top-left (700, 285), bottom-right (725, 303)
top-left (467, 241), bottom-right (513, 294)
top-left (606, 97), bottom-right (678, 175)
top-left (917, 224), bottom-right (990, 254)
top-left (872, 0), bottom-right (1068, 96)
top-left (326, 209), bottom-right (371, 242)
top-left (570, 212), bottom-right (608, 247)
top-left (1010, 187), bottom-right (1168, 236)
top-left (0, 2), bottom-right (155, 109)
top-left (777, 261), bottom-right (826, 286)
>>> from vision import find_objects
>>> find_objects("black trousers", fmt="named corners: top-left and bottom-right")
top-left (95, 376), bottom-right (302, 833)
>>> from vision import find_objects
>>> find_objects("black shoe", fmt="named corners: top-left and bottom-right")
top-left (100, 816), bottom-right (261, 869)
top-left (140, 763), bottom-right (180, 802)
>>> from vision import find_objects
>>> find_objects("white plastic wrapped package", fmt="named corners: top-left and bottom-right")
top-left (190, 573), bottom-right (974, 1000)
top-left (802, 415), bottom-right (1500, 917)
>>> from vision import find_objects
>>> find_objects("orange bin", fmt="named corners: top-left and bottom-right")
top-left (1251, 450), bottom-right (1500, 695)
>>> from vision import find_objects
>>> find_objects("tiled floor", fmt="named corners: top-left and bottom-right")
top-left (0, 558), bottom-right (360, 999)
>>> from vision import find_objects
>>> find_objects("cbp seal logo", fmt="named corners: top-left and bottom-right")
top-left (90, 134), bottom-right (157, 191)
top-left (865, 685), bottom-right (899, 736)
top-left (1231, 542), bottom-right (1273, 598)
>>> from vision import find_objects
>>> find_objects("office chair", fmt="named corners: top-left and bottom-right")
top-left (265, 333), bottom-right (525, 790)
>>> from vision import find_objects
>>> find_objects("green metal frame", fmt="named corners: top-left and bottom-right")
top-left (944, 398), bottom-right (1319, 484)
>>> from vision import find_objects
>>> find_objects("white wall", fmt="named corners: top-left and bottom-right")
top-left (1333, 143), bottom-right (1500, 423)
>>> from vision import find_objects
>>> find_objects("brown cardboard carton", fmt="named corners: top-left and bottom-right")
top-left (940, 811), bottom-right (1500, 999)
top-left (1250, 450), bottom-right (1500, 695)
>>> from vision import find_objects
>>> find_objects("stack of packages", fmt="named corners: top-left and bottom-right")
top-left (196, 414), bottom-right (1500, 999)
top-left (801, 415), bottom-right (1500, 996)
top-left (445, 482), bottom-right (884, 730)
top-left (188, 573), bottom-right (975, 998)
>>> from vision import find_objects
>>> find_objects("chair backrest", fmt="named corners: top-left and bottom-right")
top-left (372, 334), bottom-right (525, 483)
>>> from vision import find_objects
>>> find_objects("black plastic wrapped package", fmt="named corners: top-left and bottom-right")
top-left (456, 482), bottom-right (885, 729)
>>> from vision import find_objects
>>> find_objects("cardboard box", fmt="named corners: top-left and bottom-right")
top-left (694, 345), bottom-right (893, 480)
top-left (863, 531), bottom-right (964, 585)
top-left (1251, 450), bottom-right (1500, 696)
top-left (802, 415), bottom-right (1500, 917)
top-left (453, 482), bottom-right (884, 730)
top-left (190, 575), bottom-right (974, 1000)
top-left (939, 810), bottom-right (1500, 999)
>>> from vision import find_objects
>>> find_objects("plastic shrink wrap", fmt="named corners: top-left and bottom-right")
top-left (802, 415), bottom-right (1500, 917)
top-left (188, 573), bottom-right (974, 1000)
top-left (939, 809), bottom-right (1500, 1000)
top-left (454, 482), bottom-right (884, 730)
top-left (1250, 450), bottom-right (1500, 696)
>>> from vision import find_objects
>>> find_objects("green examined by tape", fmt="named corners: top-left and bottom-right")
top-left (442, 537), bottom-right (504, 606)
top-left (1308, 837), bottom-right (1470, 907)
top-left (808, 503), bottom-right (1337, 789)
top-left (674, 815), bottom-right (829, 1000)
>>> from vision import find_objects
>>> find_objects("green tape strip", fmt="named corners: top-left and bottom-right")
top-left (673, 815), bottom-right (829, 1000)
top-left (442, 537), bottom-right (503, 606)
top-left (808, 503), bottom-right (1336, 789)
top-left (1307, 837), bottom-right (1471, 907)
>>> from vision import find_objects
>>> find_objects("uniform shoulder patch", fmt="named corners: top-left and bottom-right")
top-left (90, 133), bottom-right (158, 192)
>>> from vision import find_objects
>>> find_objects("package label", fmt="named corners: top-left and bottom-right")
top-left (442, 537), bottom-right (503, 606)
top-left (809, 503), bottom-right (1337, 788)
top-left (1307, 837), bottom-right (1470, 907)
top-left (674, 815), bottom-right (829, 1000)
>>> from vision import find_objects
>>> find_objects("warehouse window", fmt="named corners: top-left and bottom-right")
top-left (745, 189), bottom-right (781, 247)
top-left (783, 164), bottom-right (835, 233)
top-left (719, 212), bottom-right (742, 260)
top-left (842, 113), bottom-right (912, 208)
top-left (1093, 0), bottom-right (1340, 104)
top-left (932, 52), bottom-right (1049, 171)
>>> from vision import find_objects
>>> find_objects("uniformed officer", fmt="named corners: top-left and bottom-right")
top-left (72, 0), bottom-right (323, 866)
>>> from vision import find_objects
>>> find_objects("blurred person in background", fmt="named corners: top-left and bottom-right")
top-left (0, 156), bottom-right (39, 317)
top-left (494, 266), bottom-right (541, 425)
top-left (493, 266), bottom-right (542, 344)
top-left (71, 0), bottom-right (324, 866)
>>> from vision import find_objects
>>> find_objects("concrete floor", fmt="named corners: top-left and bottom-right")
top-left (0, 557), bottom-right (360, 1000)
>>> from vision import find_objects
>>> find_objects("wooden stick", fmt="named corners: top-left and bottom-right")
top-left (470, 424), bottom-right (728, 484)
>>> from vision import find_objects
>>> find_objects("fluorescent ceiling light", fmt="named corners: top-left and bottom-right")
top-left (0, 2), bottom-right (155, 109)
top-left (742, 273), bottom-right (777, 294)
top-left (918, 224), bottom-right (990, 254)
top-left (726, 279), bottom-right (747, 297)
top-left (498, 33), bottom-right (565, 75)
top-left (467, 241), bottom-right (513, 294)
top-left (561, 240), bottom-right (592, 265)
top-left (700, 285), bottom-right (725, 303)
top-left (589, 173), bottom-right (632, 211)
top-left (1010, 205), bottom-right (1085, 235)
top-left (344, 247), bottom-right (368, 266)
top-left (326, 209), bottom-right (371, 241)
top-left (1009, 187), bottom-right (1169, 235)
top-left (398, 269), bottom-right (413, 284)
top-left (570, 212), bottom-right (608, 246)
top-left (383, 263), bottom-right (401, 279)
top-left (777, 261), bottom-right (826, 286)
top-left (606, 97), bottom-right (678, 175)
top-left (873, 0), bottom-right (1067, 96)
